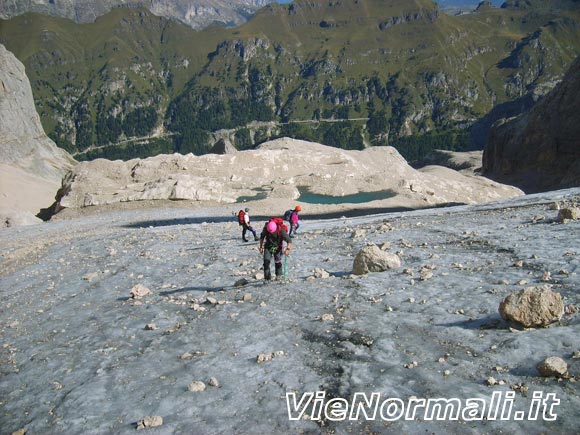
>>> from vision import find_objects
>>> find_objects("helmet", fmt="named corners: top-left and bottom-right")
top-left (267, 221), bottom-right (277, 233)
top-left (244, 208), bottom-right (249, 212)
top-left (295, 205), bottom-right (302, 212)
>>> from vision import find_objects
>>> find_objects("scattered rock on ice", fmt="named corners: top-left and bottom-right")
top-left (209, 377), bottom-right (219, 387)
top-left (557, 207), bottom-right (580, 222)
top-left (499, 286), bottom-right (564, 327)
top-left (136, 416), bottom-right (163, 430)
top-left (144, 323), bottom-right (158, 331)
top-left (312, 268), bottom-right (331, 279)
top-left (188, 381), bottom-right (206, 392)
top-left (256, 353), bottom-right (273, 364)
top-left (352, 245), bottom-right (401, 275)
top-left (321, 313), bottom-right (335, 322)
top-left (537, 356), bottom-right (568, 377)
top-left (130, 284), bottom-right (151, 299)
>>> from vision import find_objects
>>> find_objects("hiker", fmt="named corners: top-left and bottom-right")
top-left (259, 218), bottom-right (292, 281)
top-left (283, 205), bottom-right (302, 237)
top-left (237, 208), bottom-right (258, 242)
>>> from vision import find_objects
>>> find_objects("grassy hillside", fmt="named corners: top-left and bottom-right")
top-left (1, 0), bottom-right (579, 159)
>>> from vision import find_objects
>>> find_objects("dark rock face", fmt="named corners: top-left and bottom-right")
top-left (482, 56), bottom-right (580, 193)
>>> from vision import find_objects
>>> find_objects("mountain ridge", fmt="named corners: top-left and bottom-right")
top-left (1, 0), bottom-right (579, 160)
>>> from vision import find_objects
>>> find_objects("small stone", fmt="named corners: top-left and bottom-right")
top-left (313, 267), bottom-right (331, 279)
top-left (255, 272), bottom-right (264, 280)
top-left (513, 261), bottom-right (524, 268)
top-left (408, 297), bottom-right (415, 303)
top-left (83, 272), bottom-right (99, 281)
top-left (181, 352), bottom-right (194, 360)
top-left (572, 351), bottom-right (580, 359)
top-left (136, 416), bottom-right (163, 430)
top-left (444, 370), bottom-right (451, 376)
top-left (144, 323), bottom-right (158, 331)
top-left (274, 351), bottom-right (285, 357)
top-left (234, 278), bottom-right (249, 287)
top-left (130, 284), bottom-right (151, 299)
top-left (243, 293), bottom-right (252, 302)
top-left (486, 377), bottom-right (497, 386)
top-left (206, 297), bottom-right (218, 305)
top-left (438, 357), bottom-right (446, 363)
top-left (537, 357), bottom-right (567, 377)
top-left (188, 381), bottom-right (206, 392)
top-left (208, 377), bottom-right (219, 387)
top-left (10, 429), bottom-right (26, 435)
top-left (321, 313), bottom-right (334, 322)
top-left (257, 353), bottom-right (273, 364)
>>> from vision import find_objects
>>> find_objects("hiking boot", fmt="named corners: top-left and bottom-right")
top-left (254, 236), bottom-right (259, 241)
top-left (243, 239), bottom-right (249, 242)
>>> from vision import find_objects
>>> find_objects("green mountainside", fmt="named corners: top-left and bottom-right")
top-left (1, 0), bottom-right (579, 161)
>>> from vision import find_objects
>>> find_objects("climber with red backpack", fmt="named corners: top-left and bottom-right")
top-left (237, 208), bottom-right (258, 242)
top-left (259, 217), bottom-right (293, 281)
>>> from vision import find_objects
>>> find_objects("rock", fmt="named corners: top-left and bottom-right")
top-left (10, 429), bottom-right (26, 435)
top-left (499, 286), bottom-right (564, 327)
top-left (557, 207), bottom-right (580, 222)
top-left (206, 297), bottom-right (218, 305)
top-left (486, 377), bottom-right (498, 386)
top-left (312, 268), bottom-right (331, 279)
top-left (234, 278), bottom-right (249, 287)
top-left (483, 56), bottom-right (580, 193)
top-left (136, 416), bottom-right (163, 430)
top-left (180, 352), bottom-right (194, 360)
top-left (243, 293), bottom-right (252, 302)
top-left (130, 284), bottom-right (151, 299)
top-left (321, 313), bottom-right (334, 322)
top-left (537, 357), bottom-right (568, 377)
top-left (0, 45), bottom-right (75, 224)
top-left (188, 381), bottom-right (206, 392)
top-left (208, 377), bottom-right (219, 387)
top-left (351, 229), bottom-right (367, 239)
top-left (352, 245), bottom-right (401, 275)
top-left (144, 323), bottom-right (158, 331)
top-left (256, 353), bottom-right (273, 364)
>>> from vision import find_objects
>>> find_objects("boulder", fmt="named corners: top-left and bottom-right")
top-left (537, 356), bottom-right (567, 377)
top-left (557, 207), bottom-right (580, 221)
top-left (499, 286), bottom-right (564, 327)
top-left (353, 245), bottom-right (401, 275)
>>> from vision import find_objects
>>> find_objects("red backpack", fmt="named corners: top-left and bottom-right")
top-left (238, 210), bottom-right (245, 225)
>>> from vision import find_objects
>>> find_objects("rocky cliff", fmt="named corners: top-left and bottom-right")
top-left (483, 55), bottom-right (580, 193)
top-left (0, 0), bottom-right (270, 29)
top-left (0, 44), bottom-right (75, 225)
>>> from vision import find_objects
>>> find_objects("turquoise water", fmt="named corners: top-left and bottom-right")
top-left (236, 192), bottom-right (268, 202)
top-left (237, 187), bottom-right (396, 204)
top-left (297, 187), bottom-right (396, 204)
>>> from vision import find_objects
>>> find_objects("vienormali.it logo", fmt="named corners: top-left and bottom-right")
top-left (286, 390), bottom-right (560, 422)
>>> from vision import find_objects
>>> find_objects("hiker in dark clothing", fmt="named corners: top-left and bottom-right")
top-left (259, 219), bottom-right (292, 280)
top-left (238, 208), bottom-right (258, 242)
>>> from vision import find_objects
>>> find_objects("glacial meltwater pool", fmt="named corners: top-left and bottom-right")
top-left (236, 187), bottom-right (396, 204)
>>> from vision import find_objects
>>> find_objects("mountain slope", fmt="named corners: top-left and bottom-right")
top-left (483, 55), bottom-right (580, 193)
top-left (0, 0), bottom-right (271, 29)
top-left (0, 43), bottom-right (76, 225)
top-left (1, 0), bottom-right (579, 159)
top-left (1, 186), bottom-right (579, 434)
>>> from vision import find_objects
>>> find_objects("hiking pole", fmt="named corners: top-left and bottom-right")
top-left (283, 254), bottom-right (288, 281)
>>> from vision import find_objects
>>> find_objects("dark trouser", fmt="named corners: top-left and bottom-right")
top-left (263, 246), bottom-right (283, 280)
top-left (289, 222), bottom-right (300, 236)
top-left (242, 224), bottom-right (257, 241)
